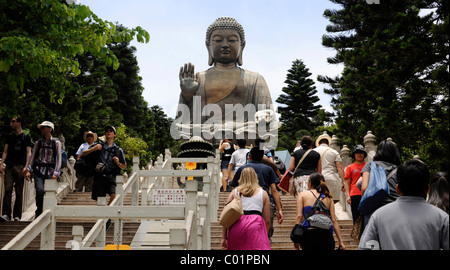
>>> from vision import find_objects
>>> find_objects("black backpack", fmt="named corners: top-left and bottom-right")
top-left (305, 191), bottom-right (333, 229)
top-left (273, 156), bottom-right (286, 175)
top-left (74, 143), bottom-right (102, 177)
top-left (74, 142), bottom-right (121, 176)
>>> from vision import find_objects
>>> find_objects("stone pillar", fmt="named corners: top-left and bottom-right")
top-left (364, 131), bottom-right (377, 162)
top-left (185, 180), bottom-right (198, 249)
top-left (132, 157), bottom-right (139, 207)
top-left (340, 145), bottom-right (352, 168)
top-left (41, 179), bottom-right (58, 250)
top-left (330, 135), bottom-right (341, 152)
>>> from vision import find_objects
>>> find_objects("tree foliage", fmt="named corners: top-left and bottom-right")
top-left (0, 0), bottom-right (149, 110)
top-left (276, 59), bottom-right (333, 151)
top-left (318, 0), bottom-right (449, 171)
top-left (0, 0), bottom-right (177, 170)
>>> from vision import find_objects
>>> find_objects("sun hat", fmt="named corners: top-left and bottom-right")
top-left (83, 131), bottom-right (98, 142)
top-left (37, 121), bottom-right (54, 131)
top-left (352, 144), bottom-right (367, 159)
top-left (315, 132), bottom-right (332, 147)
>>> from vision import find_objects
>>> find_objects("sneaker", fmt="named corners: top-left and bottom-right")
top-left (0, 215), bottom-right (10, 222)
top-left (14, 217), bottom-right (21, 221)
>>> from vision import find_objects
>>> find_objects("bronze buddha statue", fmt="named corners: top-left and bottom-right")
top-left (174, 17), bottom-right (278, 145)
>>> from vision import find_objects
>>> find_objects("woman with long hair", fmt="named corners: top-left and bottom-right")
top-left (360, 139), bottom-right (401, 226)
top-left (221, 167), bottom-right (271, 250)
top-left (427, 171), bottom-right (449, 214)
top-left (295, 172), bottom-right (345, 250)
top-left (219, 138), bottom-right (235, 192)
top-left (289, 136), bottom-right (322, 196)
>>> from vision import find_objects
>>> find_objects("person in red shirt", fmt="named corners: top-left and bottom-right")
top-left (344, 145), bottom-right (367, 223)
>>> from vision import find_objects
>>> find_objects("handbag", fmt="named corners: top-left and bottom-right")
top-left (278, 149), bottom-right (312, 196)
top-left (358, 162), bottom-right (397, 215)
top-left (219, 191), bottom-right (243, 229)
top-left (290, 224), bottom-right (305, 243)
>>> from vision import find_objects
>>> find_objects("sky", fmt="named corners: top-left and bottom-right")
top-left (79, 0), bottom-right (344, 119)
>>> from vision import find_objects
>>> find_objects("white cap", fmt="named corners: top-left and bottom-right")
top-left (37, 121), bottom-right (55, 131)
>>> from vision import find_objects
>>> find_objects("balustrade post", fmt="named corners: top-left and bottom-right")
top-left (185, 180), bottom-right (198, 249)
top-left (68, 155), bottom-right (76, 190)
top-left (340, 145), bottom-right (352, 168)
top-left (113, 176), bottom-right (124, 244)
top-left (170, 228), bottom-right (186, 250)
top-left (213, 150), bottom-right (220, 221)
top-left (132, 157), bottom-right (140, 206)
top-left (197, 194), bottom-right (210, 250)
top-left (41, 179), bottom-right (58, 250)
top-left (115, 176), bottom-right (124, 205)
top-left (71, 225), bottom-right (84, 250)
top-left (331, 134), bottom-right (341, 152)
top-left (96, 197), bottom-right (107, 248)
top-left (364, 131), bottom-right (377, 162)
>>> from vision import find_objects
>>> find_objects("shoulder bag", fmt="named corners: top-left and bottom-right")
top-left (219, 190), bottom-right (243, 229)
top-left (278, 149), bottom-right (312, 196)
top-left (358, 162), bottom-right (397, 215)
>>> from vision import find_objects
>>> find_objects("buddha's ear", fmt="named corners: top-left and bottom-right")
top-left (237, 47), bottom-right (244, 66)
top-left (208, 47), bottom-right (214, 66)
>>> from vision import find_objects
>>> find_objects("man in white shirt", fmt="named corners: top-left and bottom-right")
top-left (359, 159), bottom-right (449, 250)
top-left (314, 132), bottom-right (345, 203)
top-left (74, 131), bottom-right (97, 192)
top-left (226, 139), bottom-right (250, 181)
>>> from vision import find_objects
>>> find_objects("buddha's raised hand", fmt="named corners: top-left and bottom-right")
top-left (179, 62), bottom-right (199, 102)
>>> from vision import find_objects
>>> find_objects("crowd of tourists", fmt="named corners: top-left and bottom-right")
top-left (1, 117), bottom-right (126, 222)
top-left (219, 134), bottom-right (449, 251)
top-left (1, 117), bottom-right (448, 251)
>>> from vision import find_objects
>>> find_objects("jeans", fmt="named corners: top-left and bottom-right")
top-left (2, 165), bottom-right (25, 219)
top-left (33, 175), bottom-right (47, 217)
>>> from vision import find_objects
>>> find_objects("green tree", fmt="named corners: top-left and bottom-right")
top-left (149, 105), bottom-right (177, 159)
top-left (276, 59), bottom-right (331, 150)
top-left (319, 0), bottom-right (448, 171)
top-left (0, 0), bottom-right (149, 113)
top-left (115, 123), bottom-right (150, 169)
top-left (106, 26), bottom-right (148, 135)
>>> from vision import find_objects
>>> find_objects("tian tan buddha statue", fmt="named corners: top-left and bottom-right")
top-left (172, 17), bottom-right (278, 146)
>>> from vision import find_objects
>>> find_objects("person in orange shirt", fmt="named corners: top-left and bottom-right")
top-left (343, 145), bottom-right (367, 223)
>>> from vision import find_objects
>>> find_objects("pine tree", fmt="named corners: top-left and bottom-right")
top-left (276, 59), bottom-right (323, 135)
top-left (318, 0), bottom-right (448, 171)
top-left (107, 25), bottom-right (148, 135)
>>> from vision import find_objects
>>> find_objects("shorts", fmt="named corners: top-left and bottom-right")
top-left (221, 159), bottom-right (230, 170)
top-left (91, 173), bottom-right (117, 200)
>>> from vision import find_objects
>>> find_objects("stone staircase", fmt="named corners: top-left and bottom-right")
top-left (0, 192), bottom-right (140, 250)
top-left (211, 192), bottom-right (360, 250)
top-left (1, 190), bottom-right (359, 250)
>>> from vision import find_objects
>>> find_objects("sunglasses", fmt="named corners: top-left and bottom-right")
top-left (105, 128), bottom-right (115, 133)
top-left (10, 120), bottom-right (16, 123)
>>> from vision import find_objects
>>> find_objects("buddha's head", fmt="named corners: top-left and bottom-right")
top-left (206, 17), bottom-right (246, 66)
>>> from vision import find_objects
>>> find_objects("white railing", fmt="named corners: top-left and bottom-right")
top-left (2, 151), bottom-right (220, 250)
